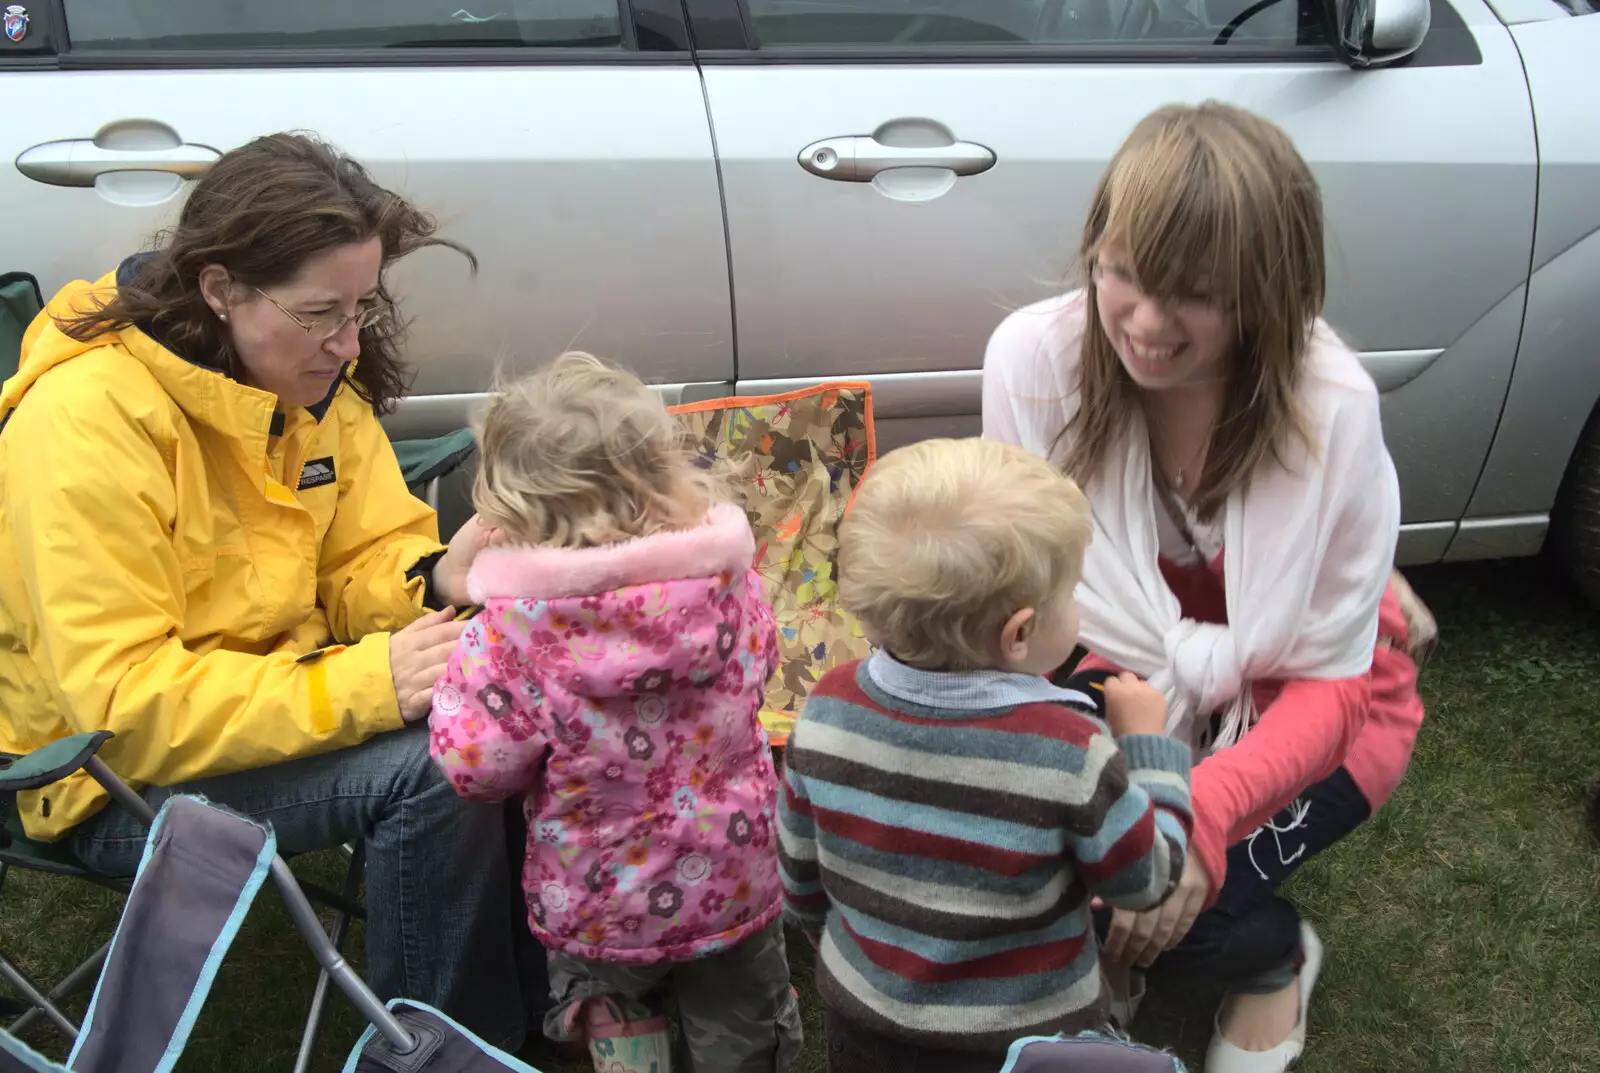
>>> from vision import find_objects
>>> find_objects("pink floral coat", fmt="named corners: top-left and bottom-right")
top-left (429, 503), bottom-right (783, 965)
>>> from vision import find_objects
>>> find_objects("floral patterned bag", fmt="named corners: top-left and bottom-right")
top-left (671, 384), bottom-right (877, 746)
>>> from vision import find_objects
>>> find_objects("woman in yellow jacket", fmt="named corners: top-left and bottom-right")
top-left (0, 134), bottom-right (524, 1048)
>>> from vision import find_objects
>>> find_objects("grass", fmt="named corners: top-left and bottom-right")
top-left (3, 560), bottom-right (1599, 1071)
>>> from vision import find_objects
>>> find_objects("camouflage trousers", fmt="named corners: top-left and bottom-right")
top-left (543, 920), bottom-right (803, 1073)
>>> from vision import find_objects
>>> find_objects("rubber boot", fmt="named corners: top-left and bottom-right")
top-left (582, 996), bottom-right (673, 1073)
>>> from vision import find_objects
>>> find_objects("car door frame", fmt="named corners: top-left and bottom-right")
top-left (5, 2), bottom-right (722, 404)
top-left (2, 0), bottom-right (734, 539)
top-left (679, 0), bottom-right (1533, 568)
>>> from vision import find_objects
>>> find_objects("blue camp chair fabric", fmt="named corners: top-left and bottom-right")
top-left (68, 796), bottom-right (276, 1073)
top-left (1000, 1032), bottom-right (1189, 1073)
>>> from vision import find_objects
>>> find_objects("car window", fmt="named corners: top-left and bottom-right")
top-left (63, 0), bottom-right (624, 50)
top-left (744, 0), bottom-right (1326, 49)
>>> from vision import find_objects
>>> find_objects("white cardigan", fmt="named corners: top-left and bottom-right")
top-left (982, 292), bottom-right (1400, 749)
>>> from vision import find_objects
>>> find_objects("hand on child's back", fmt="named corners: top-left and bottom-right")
top-left (390, 607), bottom-right (468, 723)
top-left (1102, 672), bottom-right (1167, 737)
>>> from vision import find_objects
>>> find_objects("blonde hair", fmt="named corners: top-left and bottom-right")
top-left (1064, 101), bottom-right (1321, 522)
top-left (472, 352), bottom-right (717, 548)
top-left (839, 438), bottom-right (1092, 672)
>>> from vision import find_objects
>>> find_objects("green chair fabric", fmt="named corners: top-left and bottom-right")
top-left (0, 273), bottom-right (44, 386)
top-left (392, 427), bottom-right (476, 495)
top-left (0, 734), bottom-right (112, 794)
top-left (0, 808), bottom-right (98, 880)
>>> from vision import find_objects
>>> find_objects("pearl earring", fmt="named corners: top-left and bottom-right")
top-left (218, 313), bottom-right (228, 323)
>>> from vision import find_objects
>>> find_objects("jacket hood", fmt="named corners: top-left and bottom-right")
top-left (469, 503), bottom-right (756, 602)
top-left (466, 503), bottom-right (762, 700)
top-left (2, 260), bottom-right (338, 439)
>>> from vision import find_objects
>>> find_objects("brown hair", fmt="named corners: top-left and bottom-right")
top-left (57, 132), bottom-right (472, 414)
top-left (1064, 101), bottom-right (1323, 521)
top-left (839, 438), bottom-right (1091, 672)
top-left (473, 352), bottom-right (721, 549)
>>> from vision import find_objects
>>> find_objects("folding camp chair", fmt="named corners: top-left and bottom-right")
top-left (0, 738), bottom-right (369, 1069)
top-left (0, 734), bottom-right (539, 1073)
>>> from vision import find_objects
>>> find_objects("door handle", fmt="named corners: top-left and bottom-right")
top-left (798, 135), bottom-right (996, 182)
top-left (16, 140), bottom-right (221, 187)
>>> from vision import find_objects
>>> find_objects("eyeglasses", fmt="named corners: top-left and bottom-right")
top-left (254, 287), bottom-right (393, 340)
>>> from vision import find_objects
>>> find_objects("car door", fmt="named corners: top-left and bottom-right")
top-left (686, 0), bottom-right (1537, 565)
top-left (0, 1), bottom-right (733, 496)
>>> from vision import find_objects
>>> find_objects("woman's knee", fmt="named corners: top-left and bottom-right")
top-left (381, 722), bottom-right (446, 796)
top-left (335, 723), bottom-right (468, 827)
top-left (373, 723), bottom-right (508, 836)
top-left (1157, 895), bottom-right (1300, 986)
top-left (336, 722), bottom-right (449, 806)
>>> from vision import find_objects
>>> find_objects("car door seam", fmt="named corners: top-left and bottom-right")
top-left (694, 62), bottom-right (740, 380)
top-left (1456, 18), bottom-right (1541, 528)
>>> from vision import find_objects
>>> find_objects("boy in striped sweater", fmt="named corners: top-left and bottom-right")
top-left (777, 438), bottom-right (1194, 1072)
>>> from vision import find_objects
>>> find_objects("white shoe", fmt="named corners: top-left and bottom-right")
top-left (1204, 922), bottom-right (1323, 1073)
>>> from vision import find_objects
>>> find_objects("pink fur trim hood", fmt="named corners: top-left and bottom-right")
top-left (467, 502), bottom-right (756, 603)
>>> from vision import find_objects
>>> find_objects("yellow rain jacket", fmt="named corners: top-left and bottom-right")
top-left (0, 272), bottom-right (445, 840)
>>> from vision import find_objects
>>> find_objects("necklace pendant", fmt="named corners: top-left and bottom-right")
top-left (1174, 468), bottom-right (1185, 488)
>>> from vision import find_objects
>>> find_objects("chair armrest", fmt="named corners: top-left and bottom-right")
top-left (0, 731), bottom-right (115, 792)
top-left (392, 428), bottom-right (476, 491)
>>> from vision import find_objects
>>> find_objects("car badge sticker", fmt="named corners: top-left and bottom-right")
top-left (3, 5), bottom-right (27, 43)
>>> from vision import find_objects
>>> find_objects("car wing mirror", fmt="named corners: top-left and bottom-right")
top-left (1328, 0), bottom-right (1431, 68)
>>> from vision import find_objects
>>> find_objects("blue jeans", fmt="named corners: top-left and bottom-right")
top-left (1095, 766), bottom-right (1372, 995)
top-left (71, 723), bottom-right (526, 1049)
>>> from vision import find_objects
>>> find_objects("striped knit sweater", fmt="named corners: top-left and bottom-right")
top-left (777, 654), bottom-right (1193, 1052)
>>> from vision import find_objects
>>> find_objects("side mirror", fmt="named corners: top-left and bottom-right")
top-left (1328, 0), bottom-right (1431, 68)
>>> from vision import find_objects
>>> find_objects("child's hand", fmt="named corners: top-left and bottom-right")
top-left (1102, 672), bottom-right (1167, 738)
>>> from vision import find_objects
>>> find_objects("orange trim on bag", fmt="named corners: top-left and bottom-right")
top-left (668, 380), bottom-right (871, 415)
top-left (668, 380), bottom-right (877, 519)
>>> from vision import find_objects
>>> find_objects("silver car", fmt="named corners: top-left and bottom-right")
top-left (4, 0), bottom-right (1598, 594)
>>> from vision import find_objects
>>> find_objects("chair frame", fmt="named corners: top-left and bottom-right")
top-left (0, 736), bottom-right (416, 1064)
